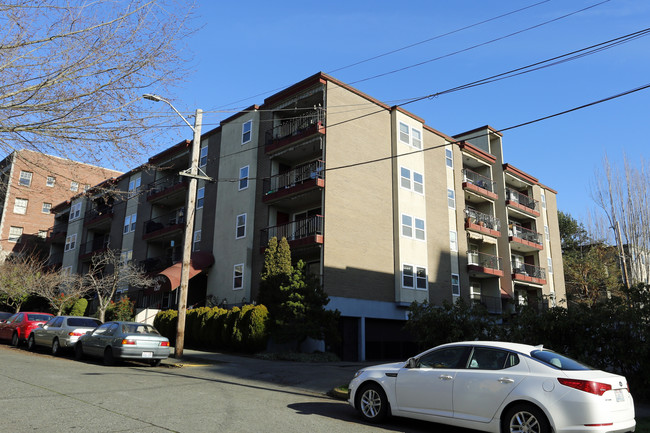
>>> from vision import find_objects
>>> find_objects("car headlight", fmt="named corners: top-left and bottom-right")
top-left (352, 369), bottom-right (365, 379)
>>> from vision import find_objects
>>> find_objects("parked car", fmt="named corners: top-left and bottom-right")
top-left (74, 321), bottom-right (169, 366)
top-left (348, 341), bottom-right (635, 433)
top-left (0, 311), bottom-right (13, 322)
top-left (27, 316), bottom-right (102, 356)
top-left (0, 312), bottom-right (54, 346)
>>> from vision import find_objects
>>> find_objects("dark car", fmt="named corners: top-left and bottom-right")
top-left (0, 312), bottom-right (54, 346)
top-left (75, 321), bottom-right (169, 366)
top-left (0, 312), bottom-right (13, 322)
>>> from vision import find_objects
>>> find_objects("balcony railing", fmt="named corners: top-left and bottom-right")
top-left (468, 251), bottom-right (502, 272)
top-left (261, 215), bottom-right (323, 247)
top-left (139, 252), bottom-right (182, 273)
top-left (84, 205), bottom-right (113, 221)
top-left (147, 175), bottom-right (186, 198)
top-left (263, 160), bottom-right (324, 195)
top-left (143, 209), bottom-right (185, 235)
top-left (465, 208), bottom-right (501, 232)
top-left (463, 168), bottom-right (496, 194)
top-left (265, 109), bottom-right (325, 146)
top-left (505, 188), bottom-right (539, 213)
top-left (471, 294), bottom-right (502, 314)
top-left (509, 224), bottom-right (543, 245)
top-left (513, 263), bottom-right (546, 280)
top-left (80, 235), bottom-right (110, 256)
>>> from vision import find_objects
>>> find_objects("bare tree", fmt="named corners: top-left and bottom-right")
top-left (592, 154), bottom-right (650, 286)
top-left (0, 255), bottom-right (43, 312)
top-left (84, 249), bottom-right (157, 322)
top-left (35, 270), bottom-right (89, 316)
top-left (0, 1), bottom-right (196, 167)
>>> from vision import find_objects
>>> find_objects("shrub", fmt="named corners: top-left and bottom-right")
top-left (241, 305), bottom-right (269, 353)
top-left (105, 297), bottom-right (134, 321)
top-left (67, 298), bottom-right (88, 316)
top-left (154, 309), bottom-right (178, 345)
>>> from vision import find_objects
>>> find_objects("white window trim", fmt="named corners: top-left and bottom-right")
top-left (14, 198), bottom-right (28, 215)
top-left (8, 226), bottom-right (23, 243)
top-left (399, 122), bottom-right (410, 145)
top-left (19, 171), bottom-right (32, 187)
top-left (64, 234), bottom-right (77, 252)
top-left (414, 217), bottom-right (426, 241)
top-left (242, 120), bottom-right (252, 144)
top-left (400, 166), bottom-right (411, 190)
top-left (445, 148), bottom-right (453, 168)
top-left (42, 202), bottom-right (52, 214)
top-left (401, 214), bottom-right (413, 238)
top-left (448, 189), bottom-right (456, 209)
top-left (199, 146), bottom-right (208, 167)
top-left (236, 213), bottom-right (247, 239)
top-left (411, 128), bottom-right (422, 149)
top-left (413, 171), bottom-right (424, 195)
top-left (415, 266), bottom-right (428, 291)
top-left (233, 263), bottom-right (244, 290)
top-left (401, 213), bottom-right (425, 241)
top-left (196, 187), bottom-right (205, 209)
top-left (402, 263), bottom-right (414, 289)
top-left (46, 176), bottom-right (56, 187)
top-left (193, 230), bottom-right (201, 251)
top-left (70, 202), bottom-right (82, 220)
top-left (70, 181), bottom-right (79, 192)
top-left (451, 273), bottom-right (460, 296)
top-left (450, 230), bottom-right (458, 252)
top-left (239, 165), bottom-right (249, 191)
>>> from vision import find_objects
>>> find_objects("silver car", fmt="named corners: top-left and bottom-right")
top-left (27, 316), bottom-right (102, 355)
top-left (74, 321), bottom-right (170, 366)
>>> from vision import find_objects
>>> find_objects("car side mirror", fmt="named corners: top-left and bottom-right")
top-left (38, 323), bottom-right (44, 328)
top-left (406, 357), bottom-right (418, 368)
top-left (86, 331), bottom-right (93, 335)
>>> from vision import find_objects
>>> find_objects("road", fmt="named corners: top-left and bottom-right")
top-left (0, 344), bottom-right (475, 433)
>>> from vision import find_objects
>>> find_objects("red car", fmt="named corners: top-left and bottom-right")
top-left (0, 312), bottom-right (54, 346)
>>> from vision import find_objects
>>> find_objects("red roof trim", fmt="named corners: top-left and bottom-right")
top-left (459, 141), bottom-right (497, 164)
top-left (503, 163), bottom-right (538, 185)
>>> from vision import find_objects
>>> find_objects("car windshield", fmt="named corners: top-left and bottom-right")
top-left (531, 350), bottom-right (593, 370)
top-left (68, 318), bottom-right (101, 327)
top-left (121, 324), bottom-right (160, 335)
top-left (27, 314), bottom-right (52, 321)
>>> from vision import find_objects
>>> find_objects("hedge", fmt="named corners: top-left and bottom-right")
top-left (154, 305), bottom-right (269, 353)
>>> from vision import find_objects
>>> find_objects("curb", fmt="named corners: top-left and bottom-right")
top-left (328, 387), bottom-right (349, 401)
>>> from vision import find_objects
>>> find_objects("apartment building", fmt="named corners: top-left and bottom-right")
top-left (0, 149), bottom-right (121, 261)
top-left (50, 72), bottom-right (566, 361)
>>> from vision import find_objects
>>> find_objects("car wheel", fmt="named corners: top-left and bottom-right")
top-left (103, 347), bottom-right (115, 366)
top-left (11, 332), bottom-right (20, 347)
top-left (356, 383), bottom-right (388, 423)
top-left (51, 338), bottom-right (60, 356)
top-left (150, 359), bottom-right (162, 367)
top-left (74, 343), bottom-right (84, 360)
top-left (502, 404), bottom-right (550, 433)
top-left (27, 334), bottom-right (36, 351)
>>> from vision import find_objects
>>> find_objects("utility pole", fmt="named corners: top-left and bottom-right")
top-left (143, 94), bottom-right (211, 358)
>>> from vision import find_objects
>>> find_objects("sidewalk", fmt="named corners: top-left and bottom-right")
top-left (162, 348), bottom-right (368, 397)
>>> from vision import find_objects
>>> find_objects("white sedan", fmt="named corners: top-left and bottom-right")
top-left (348, 341), bottom-right (635, 433)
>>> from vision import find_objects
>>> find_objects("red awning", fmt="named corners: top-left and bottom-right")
top-left (148, 252), bottom-right (214, 294)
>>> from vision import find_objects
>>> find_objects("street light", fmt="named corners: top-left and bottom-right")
top-left (143, 93), bottom-right (203, 358)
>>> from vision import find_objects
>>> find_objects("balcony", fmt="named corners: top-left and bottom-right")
top-left (509, 224), bottom-right (543, 252)
top-left (261, 215), bottom-right (324, 250)
top-left (505, 188), bottom-right (540, 217)
top-left (84, 206), bottom-right (114, 230)
top-left (467, 251), bottom-right (504, 277)
top-left (79, 235), bottom-right (110, 261)
top-left (143, 209), bottom-right (185, 242)
top-left (139, 253), bottom-right (182, 274)
top-left (464, 208), bottom-right (501, 237)
top-left (46, 226), bottom-right (67, 244)
top-left (147, 175), bottom-right (188, 206)
top-left (471, 294), bottom-right (502, 314)
top-left (512, 263), bottom-right (547, 285)
top-left (263, 160), bottom-right (324, 205)
top-left (462, 169), bottom-right (497, 201)
top-left (265, 109), bottom-right (325, 154)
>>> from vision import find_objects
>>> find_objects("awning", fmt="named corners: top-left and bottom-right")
top-left (500, 288), bottom-right (512, 299)
top-left (147, 252), bottom-right (214, 294)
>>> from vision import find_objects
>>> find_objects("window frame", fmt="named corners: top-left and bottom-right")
top-left (64, 234), bottom-right (77, 251)
top-left (242, 120), bottom-right (252, 144)
top-left (451, 273), bottom-right (460, 296)
top-left (8, 226), bottom-right (23, 243)
top-left (18, 171), bottom-right (32, 187)
top-left (199, 146), bottom-right (208, 167)
top-left (411, 128), bottom-right (422, 149)
top-left (13, 198), bottom-right (28, 214)
top-left (235, 213), bottom-right (247, 239)
top-left (233, 263), bottom-right (244, 290)
top-left (401, 214), bottom-right (413, 238)
top-left (196, 187), bottom-right (205, 209)
top-left (445, 148), bottom-right (453, 168)
top-left (70, 181), bottom-right (79, 192)
top-left (46, 176), bottom-right (56, 187)
top-left (239, 165), bottom-right (249, 191)
top-left (193, 230), bottom-right (201, 252)
top-left (447, 188), bottom-right (456, 209)
top-left (402, 264), bottom-right (414, 289)
top-left (450, 230), bottom-right (458, 252)
top-left (414, 218), bottom-right (426, 241)
top-left (399, 122), bottom-right (410, 144)
top-left (415, 266), bottom-right (428, 290)
top-left (70, 202), bottom-right (82, 220)
top-left (413, 171), bottom-right (424, 194)
top-left (42, 202), bottom-right (52, 214)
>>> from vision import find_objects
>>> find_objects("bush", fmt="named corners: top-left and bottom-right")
top-left (66, 298), bottom-right (88, 316)
top-left (154, 309), bottom-right (178, 346)
top-left (105, 298), bottom-right (134, 322)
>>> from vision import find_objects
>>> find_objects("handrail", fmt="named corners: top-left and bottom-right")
top-left (465, 208), bottom-right (501, 232)
top-left (467, 251), bottom-right (502, 270)
top-left (462, 168), bottom-right (496, 194)
top-left (261, 215), bottom-right (323, 246)
top-left (505, 187), bottom-right (539, 212)
top-left (263, 160), bottom-right (324, 194)
top-left (509, 223), bottom-right (543, 244)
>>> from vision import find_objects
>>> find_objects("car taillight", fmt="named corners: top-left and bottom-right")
top-left (122, 339), bottom-right (136, 345)
top-left (160, 341), bottom-right (169, 347)
top-left (558, 378), bottom-right (612, 396)
top-left (68, 332), bottom-right (84, 336)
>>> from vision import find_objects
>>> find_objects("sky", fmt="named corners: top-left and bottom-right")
top-left (150, 0), bottom-right (650, 226)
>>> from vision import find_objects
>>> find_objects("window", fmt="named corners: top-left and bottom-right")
top-left (64, 234), bottom-right (76, 251)
top-left (233, 264), bottom-right (244, 289)
top-left (450, 230), bottom-right (458, 252)
top-left (401, 214), bottom-right (413, 238)
top-left (193, 230), bottom-right (201, 252)
top-left (120, 250), bottom-right (133, 266)
top-left (548, 257), bottom-right (553, 274)
top-left (418, 346), bottom-right (470, 369)
top-left (445, 148), bottom-right (453, 168)
top-left (239, 166), bottom-right (249, 191)
top-left (42, 202), bottom-right (52, 214)
top-left (416, 267), bottom-right (427, 290)
top-left (411, 128), bottom-right (422, 149)
top-left (18, 171), bottom-right (32, 187)
top-left (242, 120), bottom-right (252, 144)
top-left (199, 146), bottom-right (208, 167)
top-left (400, 167), bottom-right (411, 190)
top-left (541, 193), bottom-right (546, 209)
top-left (399, 122), bottom-right (409, 144)
top-left (124, 214), bottom-right (136, 234)
top-left (468, 348), bottom-right (511, 370)
top-left (545, 225), bottom-right (550, 242)
top-left (402, 264), bottom-right (414, 288)
top-left (447, 189), bottom-right (455, 209)
top-left (413, 172), bottom-right (424, 194)
top-left (196, 187), bottom-right (205, 209)
top-left (470, 283), bottom-right (481, 301)
top-left (70, 181), bottom-right (79, 192)
top-left (236, 213), bottom-right (246, 239)
top-left (38, 230), bottom-right (47, 239)
top-left (14, 198), bottom-right (28, 214)
top-left (46, 176), bottom-right (56, 187)
top-left (128, 177), bottom-right (141, 198)
top-left (8, 226), bottom-right (23, 243)
top-left (70, 202), bottom-right (82, 220)
top-left (451, 273), bottom-right (460, 296)
top-left (414, 218), bottom-right (425, 240)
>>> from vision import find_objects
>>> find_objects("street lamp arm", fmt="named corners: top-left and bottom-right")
top-left (143, 93), bottom-right (195, 132)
